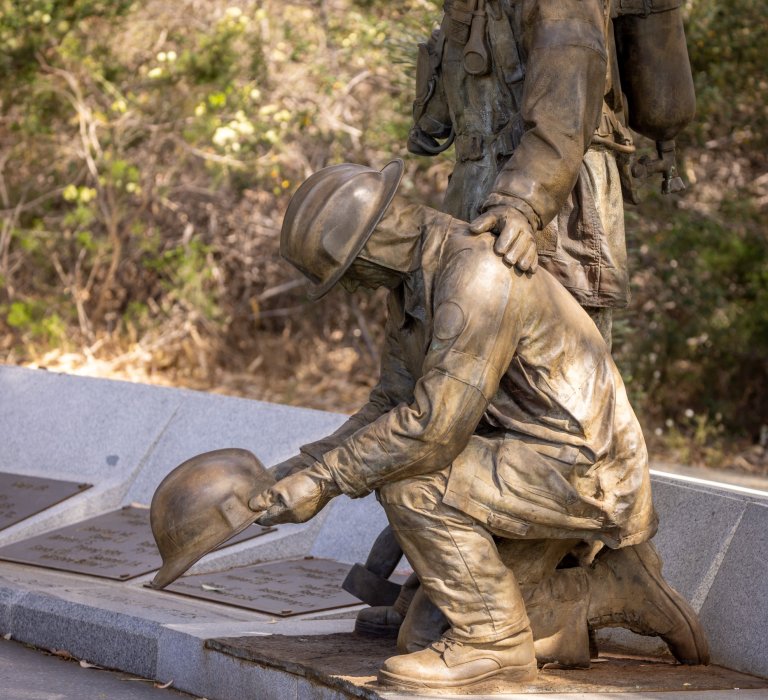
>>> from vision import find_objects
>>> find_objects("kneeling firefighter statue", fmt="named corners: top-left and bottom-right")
top-left (151, 161), bottom-right (709, 690)
top-left (343, 0), bottom-right (697, 653)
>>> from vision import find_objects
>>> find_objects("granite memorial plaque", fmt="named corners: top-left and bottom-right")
top-left (0, 472), bottom-right (91, 532)
top-left (0, 505), bottom-right (273, 580)
top-left (164, 557), bottom-right (360, 616)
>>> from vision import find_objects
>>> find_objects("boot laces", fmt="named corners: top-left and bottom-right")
top-left (430, 637), bottom-right (460, 657)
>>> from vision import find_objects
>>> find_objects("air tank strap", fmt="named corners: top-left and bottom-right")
top-left (613, 0), bottom-right (683, 17)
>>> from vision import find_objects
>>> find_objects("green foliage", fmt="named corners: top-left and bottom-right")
top-left (617, 194), bottom-right (768, 437)
top-left (144, 239), bottom-right (221, 321)
top-left (0, 0), bottom-right (440, 371)
top-left (4, 300), bottom-right (67, 344)
top-left (685, 0), bottom-right (768, 148)
top-left (0, 0), bottom-right (763, 451)
top-left (0, 0), bottom-right (134, 79)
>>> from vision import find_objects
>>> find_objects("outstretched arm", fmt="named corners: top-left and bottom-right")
top-left (268, 303), bottom-right (416, 480)
top-left (254, 255), bottom-right (523, 524)
top-left (324, 253), bottom-right (522, 497)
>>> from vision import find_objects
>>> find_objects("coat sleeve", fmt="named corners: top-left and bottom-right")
top-left (295, 310), bottom-right (417, 464)
top-left (321, 251), bottom-right (523, 497)
top-left (488, 0), bottom-right (607, 229)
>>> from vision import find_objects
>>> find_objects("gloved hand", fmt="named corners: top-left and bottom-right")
top-left (268, 454), bottom-right (314, 480)
top-left (249, 462), bottom-right (341, 525)
top-left (470, 203), bottom-right (538, 273)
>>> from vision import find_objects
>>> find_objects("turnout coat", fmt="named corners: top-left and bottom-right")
top-left (418, 0), bottom-right (630, 308)
top-left (297, 206), bottom-right (656, 548)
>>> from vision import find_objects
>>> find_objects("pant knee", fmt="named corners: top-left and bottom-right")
top-left (379, 472), bottom-right (450, 531)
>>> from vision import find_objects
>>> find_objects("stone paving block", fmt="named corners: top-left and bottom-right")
top-left (297, 678), bottom-right (354, 700)
top-left (126, 390), bottom-right (346, 504)
top-left (157, 625), bottom-right (299, 700)
top-left (0, 562), bottom-right (271, 674)
top-left (0, 366), bottom-right (182, 543)
top-left (207, 632), bottom-right (768, 699)
top-left (699, 501), bottom-right (768, 678)
top-left (0, 564), bottom-right (267, 626)
top-left (0, 584), bottom-right (25, 634)
top-left (8, 590), bottom-right (161, 678)
top-left (0, 365), bottom-right (180, 487)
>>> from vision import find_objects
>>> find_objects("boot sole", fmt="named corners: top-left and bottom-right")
top-left (634, 544), bottom-right (710, 665)
top-left (377, 660), bottom-right (537, 690)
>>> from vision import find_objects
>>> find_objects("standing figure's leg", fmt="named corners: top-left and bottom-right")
top-left (585, 306), bottom-right (613, 350)
top-left (376, 472), bottom-right (537, 690)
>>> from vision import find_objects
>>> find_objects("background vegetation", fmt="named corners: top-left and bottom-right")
top-left (0, 0), bottom-right (766, 473)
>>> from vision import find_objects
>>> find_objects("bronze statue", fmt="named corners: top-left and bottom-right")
top-left (248, 160), bottom-right (708, 690)
top-left (342, 0), bottom-right (697, 651)
top-left (408, 0), bottom-right (694, 343)
top-left (351, 0), bottom-right (627, 637)
top-left (148, 1), bottom-right (700, 690)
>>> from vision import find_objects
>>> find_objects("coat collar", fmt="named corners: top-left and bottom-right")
top-left (393, 206), bottom-right (453, 329)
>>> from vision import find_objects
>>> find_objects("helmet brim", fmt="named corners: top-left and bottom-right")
top-left (306, 158), bottom-right (405, 300)
top-left (148, 511), bottom-right (260, 589)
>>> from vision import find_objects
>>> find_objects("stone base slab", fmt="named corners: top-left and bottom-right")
top-left (2, 561), bottom-right (766, 700)
top-left (208, 632), bottom-right (768, 699)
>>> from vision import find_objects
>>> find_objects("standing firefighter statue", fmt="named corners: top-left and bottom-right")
top-left (250, 161), bottom-right (709, 689)
top-left (340, 0), bottom-right (697, 659)
top-left (409, 0), bottom-right (695, 342)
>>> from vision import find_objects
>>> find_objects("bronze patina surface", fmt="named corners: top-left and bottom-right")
top-left (148, 448), bottom-right (276, 589)
top-left (0, 505), bottom-right (271, 580)
top-left (340, 1), bottom-right (698, 641)
top-left (206, 633), bottom-right (768, 700)
top-left (163, 557), bottom-right (360, 616)
top-left (243, 160), bottom-right (709, 689)
top-left (0, 472), bottom-right (90, 532)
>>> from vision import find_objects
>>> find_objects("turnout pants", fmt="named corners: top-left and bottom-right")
top-left (379, 468), bottom-right (571, 644)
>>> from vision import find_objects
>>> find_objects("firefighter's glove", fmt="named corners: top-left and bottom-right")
top-left (470, 204), bottom-right (538, 273)
top-left (250, 462), bottom-right (341, 525)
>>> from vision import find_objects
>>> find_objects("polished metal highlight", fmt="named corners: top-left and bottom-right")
top-left (280, 160), bottom-right (403, 300)
top-left (149, 448), bottom-right (276, 589)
